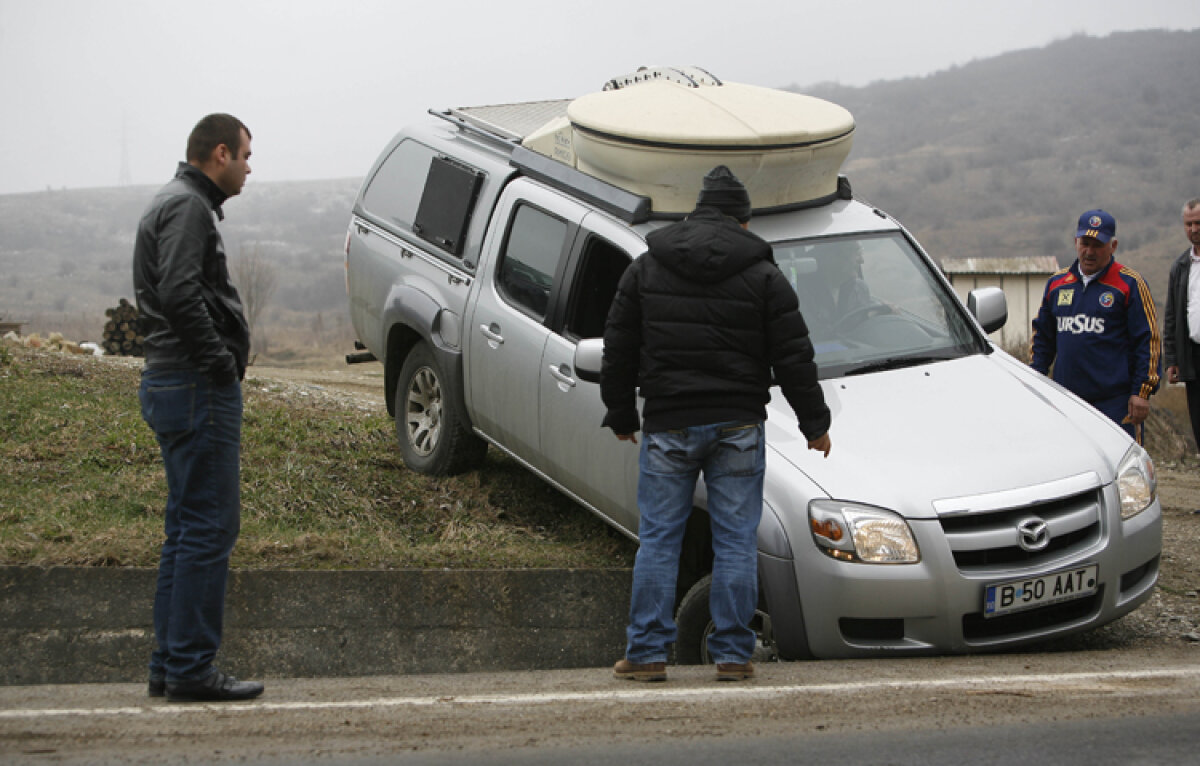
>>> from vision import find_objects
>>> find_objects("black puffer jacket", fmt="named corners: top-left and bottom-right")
top-left (601, 206), bottom-right (830, 438)
top-left (133, 163), bottom-right (250, 383)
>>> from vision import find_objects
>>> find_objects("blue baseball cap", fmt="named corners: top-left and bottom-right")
top-left (1076, 209), bottom-right (1116, 243)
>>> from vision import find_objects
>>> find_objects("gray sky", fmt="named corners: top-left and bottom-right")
top-left (2, 0), bottom-right (1198, 195)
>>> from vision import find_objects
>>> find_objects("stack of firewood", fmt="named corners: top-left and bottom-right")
top-left (101, 298), bottom-right (143, 356)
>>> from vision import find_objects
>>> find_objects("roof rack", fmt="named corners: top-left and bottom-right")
top-left (431, 103), bottom-right (652, 224)
top-left (433, 101), bottom-right (572, 145)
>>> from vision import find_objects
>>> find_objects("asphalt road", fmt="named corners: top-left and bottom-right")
top-left (2, 646), bottom-right (1197, 765)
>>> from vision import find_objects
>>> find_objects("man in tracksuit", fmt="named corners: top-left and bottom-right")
top-left (601, 166), bottom-right (832, 682)
top-left (1030, 209), bottom-right (1161, 441)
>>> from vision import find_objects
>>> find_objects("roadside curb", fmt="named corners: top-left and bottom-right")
top-left (0, 566), bottom-right (632, 685)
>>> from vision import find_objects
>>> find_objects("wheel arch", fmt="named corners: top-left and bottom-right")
top-left (674, 498), bottom-right (814, 661)
top-left (757, 499), bottom-right (813, 659)
top-left (381, 285), bottom-right (466, 420)
top-left (674, 497), bottom-right (794, 611)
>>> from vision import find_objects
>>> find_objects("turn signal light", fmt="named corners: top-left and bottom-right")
top-left (811, 518), bottom-right (844, 542)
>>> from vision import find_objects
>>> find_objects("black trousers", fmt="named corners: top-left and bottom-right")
top-left (1187, 379), bottom-right (1200, 454)
top-left (1186, 340), bottom-right (1200, 453)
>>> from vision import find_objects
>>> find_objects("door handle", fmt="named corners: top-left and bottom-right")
top-left (479, 323), bottom-right (504, 345)
top-left (549, 363), bottom-right (577, 388)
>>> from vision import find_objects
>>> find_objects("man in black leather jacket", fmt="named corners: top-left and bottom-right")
top-left (602, 166), bottom-right (831, 683)
top-left (132, 113), bottom-right (262, 702)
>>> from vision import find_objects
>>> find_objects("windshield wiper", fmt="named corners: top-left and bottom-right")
top-left (843, 353), bottom-right (958, 376)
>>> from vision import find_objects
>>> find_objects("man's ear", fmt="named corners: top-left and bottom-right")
top-left (1110, 238), bottom-right (1119, 253)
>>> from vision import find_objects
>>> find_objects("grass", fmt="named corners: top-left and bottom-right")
top-left (0, 343), bottom-right (636, 570)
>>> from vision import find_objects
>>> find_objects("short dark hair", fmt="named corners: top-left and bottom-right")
top-left (186, 113), bottom-right (251, 164)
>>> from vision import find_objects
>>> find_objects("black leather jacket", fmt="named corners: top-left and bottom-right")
top-left (601, 206), bottom-right (830, 439)
top-left (133, 163), bottom-right (250, 383)
top-left (1164, 248), bottom-right (1197, 381)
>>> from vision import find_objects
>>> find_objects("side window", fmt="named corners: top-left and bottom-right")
top-left (360, 140), bottom-right (432, 232)
top-left (360, 140), bottom-right (484, 260)
top-left (563, 236), bottom-right (631, 339)
top-left (497, 205), bottom-right (569, 319)
top-left (412, 156), bottom-right (483, 256)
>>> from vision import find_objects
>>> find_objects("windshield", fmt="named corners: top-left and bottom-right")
top-left (772, 232), bottom-right (986, 379)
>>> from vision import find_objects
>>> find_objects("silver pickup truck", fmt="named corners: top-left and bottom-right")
top-left (344, 78), bottom-right (1160, 661)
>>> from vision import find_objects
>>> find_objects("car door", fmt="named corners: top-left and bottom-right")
top-left (465, 181), bottom-right (585, 467)
top-left (538, 212), bottom-right (645, 533)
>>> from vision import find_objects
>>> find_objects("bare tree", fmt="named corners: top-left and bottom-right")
top-left (232, 242), bottom-right (279, 358)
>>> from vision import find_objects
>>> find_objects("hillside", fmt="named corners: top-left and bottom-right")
top-left (801, 28), bottom-right (1200, 292)
top-left (1, 28), bottom-right (1198, 356)
top-left (0, 178), bottom-right (361, 364)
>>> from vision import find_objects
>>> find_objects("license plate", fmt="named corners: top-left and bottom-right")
top-left (983, 564), bottom-right (1098, 618)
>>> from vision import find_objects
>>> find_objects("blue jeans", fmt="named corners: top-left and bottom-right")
top-left (626, 421), bottom-right (765, 665)
top-left (139, 368), bottom-right (242, 682)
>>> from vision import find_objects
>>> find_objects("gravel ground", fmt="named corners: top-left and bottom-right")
top-left (1095, 457), bottom-right (1200, 649)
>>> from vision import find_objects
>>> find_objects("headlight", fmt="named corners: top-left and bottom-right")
top-left (1116, 445), bottom-right (1156, 519)
top-left (808, 500), bottom-right (920, 564)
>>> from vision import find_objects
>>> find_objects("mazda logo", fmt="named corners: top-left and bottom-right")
top-left (1016, 517), bottom-right (1050, 552)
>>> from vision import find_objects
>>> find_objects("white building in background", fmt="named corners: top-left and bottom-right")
top-left (942, 256), bottom-right (1061, 352)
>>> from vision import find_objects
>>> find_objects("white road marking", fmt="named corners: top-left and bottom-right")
top-left (2, 666), bottom-right (1198, 720)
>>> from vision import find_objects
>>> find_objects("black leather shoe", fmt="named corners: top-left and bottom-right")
top-left (148, 676), bottom-right (165, 698)
top-left (166, 669), bottom-right (264, 702)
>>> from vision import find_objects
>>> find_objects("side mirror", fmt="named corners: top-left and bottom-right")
top-left (968, 287), bottom-right (1008, 335)
top-left (574, 337), bottom-right (604, 384)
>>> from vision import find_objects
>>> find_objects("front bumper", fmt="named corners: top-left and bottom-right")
top-left (763, 482), bottom-right (1162, 659)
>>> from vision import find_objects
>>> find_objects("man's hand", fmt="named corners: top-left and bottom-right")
top-left (1167, 365), bottom-right (1180, 385)
top-left (616, 432), bottom-right (638, 444)
top-left (808, 432), bottom-right (831, 458)
top-left (1127, 394), bottom-right (1150, 425)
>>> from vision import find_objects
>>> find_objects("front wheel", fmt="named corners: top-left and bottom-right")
top-left (395, 344), bottom-right (486, 475)
top-left (675, 574), bottom-right (776, 664)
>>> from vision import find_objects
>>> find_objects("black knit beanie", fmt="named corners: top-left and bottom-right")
top-left (696, 165), bottom-right (752, 223)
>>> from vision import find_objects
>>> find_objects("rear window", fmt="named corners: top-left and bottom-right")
top-left (360, 139), bottom-right (484, 259)
top-left (361, 140), bottom-right (430, 231)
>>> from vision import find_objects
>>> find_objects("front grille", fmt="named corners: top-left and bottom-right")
top-left (963, 588), bottom-right (1103, 641)
top-left (939, 489), bottom-right (1102, 572)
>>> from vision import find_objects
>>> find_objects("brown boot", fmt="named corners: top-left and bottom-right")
top-left (715, 661), bottom-right (755, 681)
top-left (613, 658), bottom-right (667, 682)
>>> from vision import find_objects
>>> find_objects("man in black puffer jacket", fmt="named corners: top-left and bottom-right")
top-left (133, 113), bottom-right (262, 703)
top-left (603, 165), bottom-right (831, 683)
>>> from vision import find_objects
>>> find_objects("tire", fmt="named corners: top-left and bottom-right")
top-left (394, 343), bottom-right (486, 475)
top-left (674, 574), bottom-right (776, 665)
